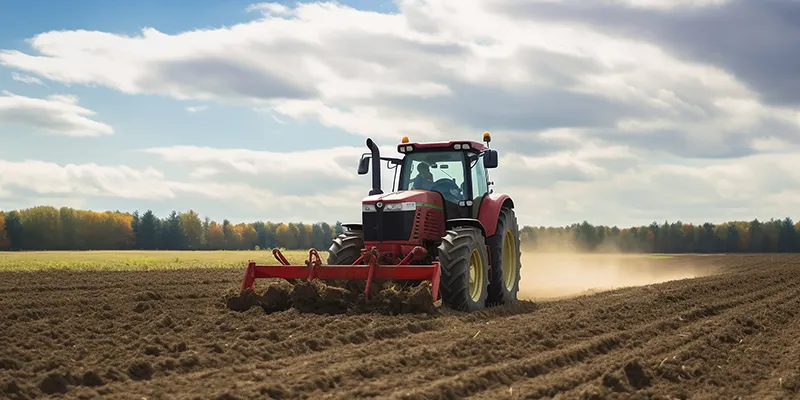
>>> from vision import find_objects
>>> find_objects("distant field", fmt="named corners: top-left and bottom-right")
top-left (0, 250), bottom-right (316, 272)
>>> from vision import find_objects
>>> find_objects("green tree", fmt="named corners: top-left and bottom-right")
top-left (4, 211), bottom-right (23, 251)
top-left (138, 210), bottom-right (159, 250)
top-left (180, 210), bottom-right (204, 249)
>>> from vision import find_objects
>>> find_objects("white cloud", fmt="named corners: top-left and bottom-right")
top-left (188, 167), bottom-right (219, 179)
top-left (140, 144), bottom-right (385, 197)
top-left (185, 105), bottom-right (208, 113)
top-left (0, 91), bottom-right (113, 136)
top-left (0, 158), bottom-right (367, 223)
top-left (142, 145), bottom-right (363, 180)
top-left (246, 2), bottom-right (291, 15)
top-left (0, 160), bottom-right (169, 199)
top-left (611, 0), bottom-right (730, 11)
top-left (1, 0), bottom-right (799, 226)
top-left (513, 0), bottom-right (730, 11)
top-left (517, 143), bottom-right (639, 181)
top-left (11, 72), bottom-right (46, 86)
top-left (505, 152), bottom-right (800, 227)
top-left (271, 100), bottom-right (451, 140)
top-left (0, 0), bottom-right (788, 147)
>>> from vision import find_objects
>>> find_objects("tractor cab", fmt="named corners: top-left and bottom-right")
top-left (396, 135), bottom-right (498, 213)
top-left (357, 132), bottom-right (499, 221)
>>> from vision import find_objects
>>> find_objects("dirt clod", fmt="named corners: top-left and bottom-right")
top-left (39, 373), bottom-right (69, 394)
top-left (1, 379), bottom-right (22, 394)
top-left (624, 360), bottom-right (653, 389)
top-left (226, 279), bottom-right (436, 316)
top-left (127, 361), bottom-right (154, 381)
top-left (80, 371), bottom-right (104, 387)
top-left (0, 357), bottom-right (22, 370)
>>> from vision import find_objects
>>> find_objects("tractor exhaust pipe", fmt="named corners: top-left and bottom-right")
top-left (366, 138), bottom-right (383, 196)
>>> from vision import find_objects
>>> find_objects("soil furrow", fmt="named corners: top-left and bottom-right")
top-left (474, 275), bottom-right (800, 398)
top-left (389, 271), bottom-right (799, 400)
top-left (293, 270), bottom-right (789, 398)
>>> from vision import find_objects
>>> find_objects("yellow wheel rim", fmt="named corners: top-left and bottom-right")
top-left (502, 229), bottom-right (517, 291)
top-left (469, 248), bottom-right (484, 302)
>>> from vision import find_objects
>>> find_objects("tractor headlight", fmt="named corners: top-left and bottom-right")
top-left (384, 201), bottom-right (417, 212)
top-left (362, 203), bottom-right (377, 212)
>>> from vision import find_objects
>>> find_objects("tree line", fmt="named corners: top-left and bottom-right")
top-left (521, 218), bottom-right (800, 253)
top-left (0, 206), bottom-right (339, 251)
top-left (1, 206), bottom-right (799, 253)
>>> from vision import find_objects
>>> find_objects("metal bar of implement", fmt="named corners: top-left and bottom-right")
top-left (247, 264), bottom-right (440, 280)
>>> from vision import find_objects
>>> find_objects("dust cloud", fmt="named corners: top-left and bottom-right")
top-left (516, 252), bottom-right (715, 300)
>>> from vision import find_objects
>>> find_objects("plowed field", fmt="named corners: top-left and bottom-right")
top-left (2, 253), bottom-right (799, 399)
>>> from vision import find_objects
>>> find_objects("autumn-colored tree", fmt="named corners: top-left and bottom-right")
top-left (239, 224), bottom-right (258, 250)
top-left (0, 212), bottom-right (8, 251)
top-left (276, 223), bottom-right (300, 249)
top-left (206, 221), bottom-right (225, 249)
top-left (180, 210), bottom-right (205, 250)
top-left (222, 219), bottom-right (236, 250)
top-left (228, 223), bottom-right (244, 249)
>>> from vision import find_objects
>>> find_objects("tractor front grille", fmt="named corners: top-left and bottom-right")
top-left (362, 210), bottom-right (415, 242)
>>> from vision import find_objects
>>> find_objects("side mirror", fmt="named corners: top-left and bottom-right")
top-left (484, 150), bottom-right (498, 168)
top-left (358, 156), bottom-right (370, 175)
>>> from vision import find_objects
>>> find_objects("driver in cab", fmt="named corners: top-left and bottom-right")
top-left (410, 162), bottom-right (434, 190)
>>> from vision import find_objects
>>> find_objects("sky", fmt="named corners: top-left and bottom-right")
top-left (1, 0), bottom-right (799, 228)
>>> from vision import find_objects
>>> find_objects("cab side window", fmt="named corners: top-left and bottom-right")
top-left (471, 156), bottom-right (488, 199)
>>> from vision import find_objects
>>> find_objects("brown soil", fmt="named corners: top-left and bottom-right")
top-left (1, 253), bottom-right (799, 399)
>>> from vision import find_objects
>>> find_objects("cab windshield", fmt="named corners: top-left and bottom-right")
top-left (399, 151), bottom-right (467, 203)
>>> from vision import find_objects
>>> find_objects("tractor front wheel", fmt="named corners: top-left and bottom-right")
top-left (487, 206), bottom-right (522, 306)
top-left (326, 228), bottom-right (366, 291)
top-left (437, 226), bottom-right (489, 312)
top-left (327, 228), bottom-right (363, 265)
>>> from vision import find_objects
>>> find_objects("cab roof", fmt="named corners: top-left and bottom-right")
top-left (397, 140), bottom-right (488, 154)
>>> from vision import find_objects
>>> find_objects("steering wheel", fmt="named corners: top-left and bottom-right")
top-left (430, 178), bottom-right (462, 203)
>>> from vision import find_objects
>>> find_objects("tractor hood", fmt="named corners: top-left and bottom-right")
top-left (362, 190), bottom-right (444, 210)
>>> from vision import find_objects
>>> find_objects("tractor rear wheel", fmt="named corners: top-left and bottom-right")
top-left (487, 206), bottom-right (522, 305)
top-left (437, 226), bottom-right (489, 312)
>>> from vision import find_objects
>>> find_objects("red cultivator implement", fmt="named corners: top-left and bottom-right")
top-left (240, 247), bottom-right (441, 300)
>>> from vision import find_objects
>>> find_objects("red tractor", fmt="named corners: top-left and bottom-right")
top-left (239, 132), bottom-right (522, 312)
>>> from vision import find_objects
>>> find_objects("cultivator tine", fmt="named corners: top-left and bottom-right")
top-left (272, 248), bottom-right (290, 265)
top-left (305, 249), bottom-right (323, 281)
top-left (241, 261), bottom-right (257, 292)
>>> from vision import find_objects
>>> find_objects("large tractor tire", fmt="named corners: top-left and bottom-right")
top-left (487, 206), bottom-right (522, 306)
top-left (327, 228), bottom-right (363, 265)
top-left (437, 226), bottom-right (489, 312)
top-left (326, 228), bottom-right (365, 291)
